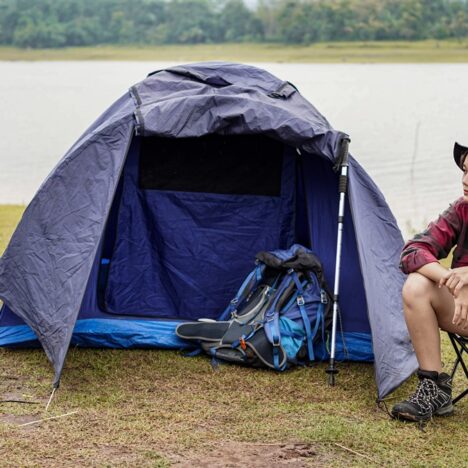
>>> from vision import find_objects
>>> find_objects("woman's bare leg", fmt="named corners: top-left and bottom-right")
top-left (391, 272), bottom-right (463, 421)
top-left (402, 272), bottom-right (465, 372)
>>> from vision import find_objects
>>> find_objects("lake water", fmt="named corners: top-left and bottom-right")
top-left (1, 61), bottom-right (468, 236)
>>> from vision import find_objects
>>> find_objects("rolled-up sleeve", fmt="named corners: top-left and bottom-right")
top-left (400, 201), bottom-right (462, 274)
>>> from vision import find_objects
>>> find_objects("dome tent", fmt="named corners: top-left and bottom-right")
top-left (0, 62), bottom-right (416, 399)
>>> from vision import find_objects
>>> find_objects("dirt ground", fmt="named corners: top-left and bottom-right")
top-left (169, 442), bottom-right (319, 467)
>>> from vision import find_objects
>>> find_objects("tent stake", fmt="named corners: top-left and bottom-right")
top-left (45, 387), bottom-right (57, 411)
top-left (326, 135), bottom-right (350, 385)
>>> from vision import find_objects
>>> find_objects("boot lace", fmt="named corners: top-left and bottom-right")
top-left (407, 378), bottom-right (439, 414)
top-left (408, 379), bottom-right (450, 414)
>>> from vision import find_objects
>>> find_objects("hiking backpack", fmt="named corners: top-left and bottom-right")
top-left (176, 244), bottom-right (333, 370)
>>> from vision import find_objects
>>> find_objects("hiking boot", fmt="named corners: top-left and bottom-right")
top-left (391, 370), bottom-right (454, 422)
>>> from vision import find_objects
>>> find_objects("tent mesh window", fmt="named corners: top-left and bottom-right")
top-left (139, 134), bottom-right (283, 196)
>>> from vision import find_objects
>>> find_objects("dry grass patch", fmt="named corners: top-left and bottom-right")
top-left (0, 346), bottom-right (466, 466)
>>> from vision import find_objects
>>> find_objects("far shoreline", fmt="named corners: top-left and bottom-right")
top-left (1, 40), bottom-right (468, 63)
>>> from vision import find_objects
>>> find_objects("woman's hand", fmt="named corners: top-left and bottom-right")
top-left (439, 266), bottom-right (468, 297)
top-left (453, 287), bottom-right (468, 330)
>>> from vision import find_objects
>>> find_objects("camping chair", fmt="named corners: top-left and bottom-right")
top-left (447, 332), bottom-right (468, 404)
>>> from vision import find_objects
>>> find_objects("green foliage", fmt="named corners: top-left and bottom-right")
top-left (0, 0), bottom-right (467, 48)
top-left (275, 0), bottom-right (468, 44)
top-left (0, 0), bottom-right (261, 47)
top-left (220, 0), bottom-right (264, 42)
top-left (164, 0), bottom-right (220, 44)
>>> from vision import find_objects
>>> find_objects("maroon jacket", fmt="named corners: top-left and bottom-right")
top-left (400, 198), bottom-right (468, 274)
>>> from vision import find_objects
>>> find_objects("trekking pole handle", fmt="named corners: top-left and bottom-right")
top-left (337, 136), bottom-right (350, 194)
top-left (337, 135), bottom-right (350, 165)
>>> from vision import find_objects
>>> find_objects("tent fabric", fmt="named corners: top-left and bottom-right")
top-left (347, 159), bottom-right (416, 396)
top-left (131, 63), bottom-right (339, 159)
top-left (0, 117), bottom-right (135, 385)
top-left (0, 62), bottom-right (417, 398)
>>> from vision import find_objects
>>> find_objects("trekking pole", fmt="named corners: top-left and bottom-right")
top-left (326, 134), bottom-right (350, 386)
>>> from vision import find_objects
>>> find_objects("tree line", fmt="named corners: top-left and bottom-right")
top-left (1, 0), bottom-right (468, 48)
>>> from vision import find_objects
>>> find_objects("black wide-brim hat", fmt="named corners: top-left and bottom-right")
top-left (454, 142), bottom-right (468, 169)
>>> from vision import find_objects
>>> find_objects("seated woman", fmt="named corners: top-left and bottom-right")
top-left (392, 142), bottom-right (468, 422)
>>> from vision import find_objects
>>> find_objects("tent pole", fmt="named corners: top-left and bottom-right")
top-left (326, 135), bottom-right (350, 385)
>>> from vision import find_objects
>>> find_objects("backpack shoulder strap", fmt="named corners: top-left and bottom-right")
top-left (290, 270), bottom-right (315, 362)
top-left (218, 263), bottom-right (265, 320)
top-left (263, 273), bottom-right (296, 369)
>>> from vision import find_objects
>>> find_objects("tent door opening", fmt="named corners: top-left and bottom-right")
top-left (97, 133), bottom-right (297, 321)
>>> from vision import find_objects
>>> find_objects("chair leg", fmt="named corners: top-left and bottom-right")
top-left (449, 334), bottom-right (468, 377)
top-left (453, 389), bottom-right (468, 405)
top-left (448, 333), bottom-right (468, 404)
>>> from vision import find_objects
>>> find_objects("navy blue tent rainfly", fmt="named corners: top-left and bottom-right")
top-left (0, 62), bottom-right (417, 398)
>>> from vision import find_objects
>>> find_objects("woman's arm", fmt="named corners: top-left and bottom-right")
top-left (417, 261), bottom-right (449, 283)
top-left (418, 260), bottom-right (468, 297)
top-left (418, 263), bottom-right (468, 328)
top-left (400, 201), bottom-right (461, 274)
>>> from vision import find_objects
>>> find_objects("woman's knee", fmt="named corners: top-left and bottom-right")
top-left (402, 273), bottom-right (434, 305)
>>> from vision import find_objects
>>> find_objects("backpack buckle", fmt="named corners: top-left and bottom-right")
top-left (321, 290), bottom-right (328, 304)
top-left (297, 295), bottom-right (305, 306)
top-left (271, 334), bottom-right (281, 346)
top-left (265, 313), bottom-right (275, 323)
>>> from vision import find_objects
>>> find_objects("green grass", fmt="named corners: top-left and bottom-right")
top-left (0, 205), bottom-right (24, 256)
top-left (0, 205), bottom-right (467, 466)
top-left (2, 40), bottom-right (468, 63)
